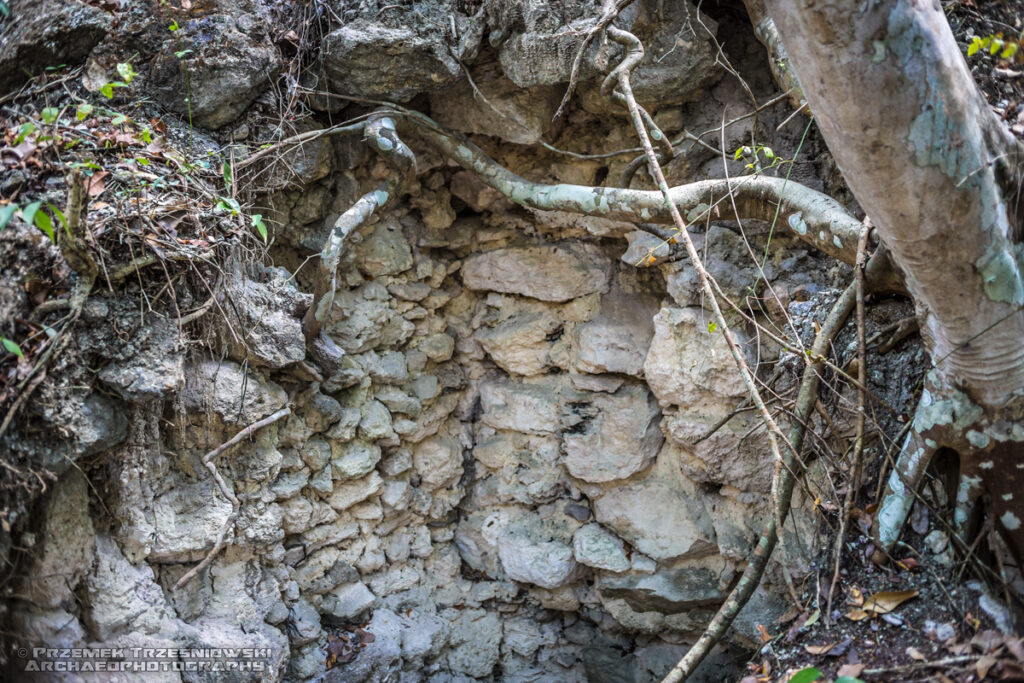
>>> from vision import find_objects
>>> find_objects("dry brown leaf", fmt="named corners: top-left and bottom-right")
top-left (976, 654), bottom-right (998, 679)
top-left (84, 170), bottom-right (108, 198)
top-left (804, 642), bottom-right (838, 655)
top-left (756, 623), bottom-right (773, 643)
top-left (906, 646), bottom-right (926, 661)
top-left (897, 557), bottom-right (921, 570)
top-left (862, 589), bottom-right (919, 615)
top-left (845, 609), bottom-right (870, 621)
top-left (837, 663), bottom-right (865, 678)
top-left (849, 587), bottom-right (865, 607)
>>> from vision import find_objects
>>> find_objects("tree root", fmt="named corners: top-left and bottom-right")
top-left (302, 113), bottom-right (416, 342)
top-left (664, 247), bottom-right (894, 682)
top-left (174, 406), bottom-right (291, 590)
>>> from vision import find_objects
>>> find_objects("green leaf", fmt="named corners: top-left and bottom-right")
top-left (222, 161), bottom-right (232, 192)
top-left (1003, 42), bottom-right (1019, 59)
top-left (0, 2), bottom-right (10, 19)
top-left (991, 38), bottom-right (1004, 56)
top-left (1, 337), bottom-right (24, 359)
top-left (707, 321), bottom-right (717, 333)
top-left (981, 36), bottom-right (993, 49)
top-left (135, 157), bottom-right (150, 166)
top-left (111, 112), bottom-right (128, 126)
top-left (41, 107), bottom-right (59, 124)
top-left (169, 19), bottom-right (179, 32)
top-left (15, 121), bottom-right (34, 144)
top-left (46, 203), bottom-right (67, 233)
top-left (762, 146), bottom-right (775, 159)
top-left (116, 62), bottom-right (136, 84)
top-left (140, 127), bottom-right (152, 144)
top-left (835, 678), bottom-right (865, 683)
top-left (733, 147), bottom-right (744, 161)
top-left (174, 49), bottom-right (193, 59)
top-left (216, 197), bottom-right (241, 215)
top-left (251, 214), bottom-right (268, 242)
top-left (99, 83), bottom-right (115, 99)
top-left (33, 208), bottom-right (54, 242)
top-left (21, 200), bottom-right (41, 227)
top-left (788, 667), bottom-right (822, 683)
top-left (0, 204), bottom-right (17, 230)
top-left (76, 103), bottom-right (93, 121)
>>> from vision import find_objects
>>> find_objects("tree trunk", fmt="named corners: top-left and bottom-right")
top-left (763, 0), bottom-right (1024, 559)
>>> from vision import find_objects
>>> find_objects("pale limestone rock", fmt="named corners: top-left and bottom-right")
top-left (445, 609), bottom-right (503, 679)
top-left (149, 479), bottom-right (234, 562)
top-left (182, 360), bottom-right (287, 424)
top-left (18, 469), bottom-right (93, 608)
top-left (413, 434), bottom-right (463, 490)
top-left (479, 376), bottom-right (570, 435)
top-left (461, 243), bottom-right (611, 302)
top-left (643, 306), bottom-right (754, 408)
top-left (354, 218), bottom-right (413, 276)
top-left (596, 555), bottom-right (731, 613)
top-left (326, 472), bottom-right (383, 511)
top-left (476, 308), bottom-right (567, 376)
top-left (592, 452), bottom-right (717, 562)
top-left (573, 524), bottom-right (630, 572)
top-left (663, 414), bottom-right (773, 493)
top-left (574, 288), bottom-right (659, 377)
top-left (320, 581), bottom-right (376, 620)
top-left (563, 384), bottom-right (662, 483)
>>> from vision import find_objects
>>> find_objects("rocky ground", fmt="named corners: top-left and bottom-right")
top-left (0, 0), bottom-right (1021, 682)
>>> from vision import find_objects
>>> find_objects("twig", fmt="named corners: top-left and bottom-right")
top-left (826, 220), bottom-right (871, 622)
top-left (173, 406), bottom-right (290, 589)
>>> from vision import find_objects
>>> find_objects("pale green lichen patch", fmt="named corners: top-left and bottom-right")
top-left (912, 375), bottom-right (983, 433)
top-left (976, 242), bottom-right (1024, 305)
top-left (787, 211), bottom-right (808, 235)
top-left (833, 235), bottom-right (843, 249)
top-left (967, 430), bottom-right (990, 449)
top-left (373, 189), bottom-right (389, 206)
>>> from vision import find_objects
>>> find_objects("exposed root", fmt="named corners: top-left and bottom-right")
top-left (302, 113), bottom-right (416, 342)
top-left (174, 406), bottom-right (291, 589)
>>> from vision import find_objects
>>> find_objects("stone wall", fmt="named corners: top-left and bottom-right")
top-left (0, 0), bottom-right (856, 681)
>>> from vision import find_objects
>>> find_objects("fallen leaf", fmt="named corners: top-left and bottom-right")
top-left (849, 587), bottom-right (865, 607)
top-left (836, 663), bottom-right (864, 678)
top-left (976, 654), bottom-right (998, 679)
top-left (972, 629), bottom-right (1004, 653)
top-left (906, 646), bottom-right (926, 661)
top-left (896, 557), bottom-right (921, 571)
top-left (845, 609), bottom-right (870, 621)
top-left (1004, 636), bottom-right (1024, 662)
top-left (785, 612), bottom-right (810, 642)
top-left (757, 623), bottom-right (773, 643)
top-left (84, 170), bottom-right (108, 197)
top-left (805, 642), bottom-right (838, 655)
top-left (910, 501), bottom-right (929, 535)
top-left (862, 589), bottom-right (918, 615)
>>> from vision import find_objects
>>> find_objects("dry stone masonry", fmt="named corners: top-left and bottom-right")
top-left (0, 0), bottom-right (859, 680)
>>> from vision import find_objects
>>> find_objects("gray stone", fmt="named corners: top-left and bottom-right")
top-left (288, 599), bottom-right (322, 646)
top-left (597, 557), bottom-right (729, 613)
top-left (326, 282), bottom-right (415, 353)
top-left (214, 274), bottom-right (306, 369)
top-left (182, 360), bottom-right (288, 424)
top-left (323, 608), bottom-right (403, 682)
top-left (479, 376), bottom-right (567, 435)
top-left (461, 243), bottom-right (611, 302)
top-left (320, 581), bottom-right (376, 620)
top-left (75, 394), bottom-right (128, 457)
top-left (149, 479), bottom-right (234, 562)
top-left (359, 400), bottom-right (395, 441)
top-left (445, 609), bottom-right (502, 679)
top-left (331, 440), bottom-right (381, 480)
top-left (300, 438), bottom-right (332, 471)
top-left (18, 469), bottom-right (94, 608)
top-left (419, 332), bottom-right (455, 363)
top-left (563, 384), bottom-right (662, 483)
top-left (572, 524), bottom-right (630, 573)
top-left (354, 219), bottom-right (414, 277)
top-left (574, 289), bottom-right (658, 377)
top-left (98, 318), bottom-right (184, 401)
top-left (592, 453), bottom-right (717, 562)
top-left (412, 434), bottom-right (463, 491)
top-left (497, 516), bottom-right (582, 590)
top-left (476, 308), bottom-right (567, 376)
top-left (326, 472), bottom-right (383, 511)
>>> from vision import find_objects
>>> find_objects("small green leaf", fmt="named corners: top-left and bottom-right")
top-left (991, 38), bottom-right (1004, 55)
top-left (762, 146), bottom-right (775, 159)
top-left (136, 157), bottom-right (150, 166)
top-left (1, 337), bottom-right (24, 359)
top-left (733, 147), bottom-right (744, 161)
top-left (111, 112), bottom-right (128, 126)
top-left (216, 197), bottom-right (241, 215)
top-left (835, 677), bottom-right (865, 683)
top-left (46, 203), bottom-right (67, 233)
top-left (21, 200), bottom-right (41, 227)
top-left (788, 667), bottom-right (822, 683)
top-left (1003, 42), bottom-right (1019, 59)
top-left (76, 103), bottom-right (93, 120)
top-left (981, 36), bottom-right (993, 49)
top-left (174, 49), bottom-right (193, 59)
top-left (967, 41), bottom-right (980, 57)
top-left (222, 161), bottom-right (232, 192)
top-left (116, 62), bottom-right (136, 84)
top-left (140, 128), bottom-right (152, 144)
top-left (169, 19), bottom-right (179, 32)
top-left (0, 2), bottom-right (10, 19)
top-left (99, 83), bottom-right (115, 99)
top-left (0, 203), bottom-right (17, 230)
top-left (707, 321), bottom-right (717, 333)
top-left (251, 214), bottom-right (268, 242)
top-left (15, 121), bottom-right (34, 144)
top-left (41, 107), bottom-right (59, 124)
top-left (33, 208), bottom-right (54, 242)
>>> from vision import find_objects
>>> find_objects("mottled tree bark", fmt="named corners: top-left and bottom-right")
top-left (762, 0), bottom-right (1024, 561)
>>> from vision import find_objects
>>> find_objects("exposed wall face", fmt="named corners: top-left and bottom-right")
top-left (1, 1), bottom-right (859, 681)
